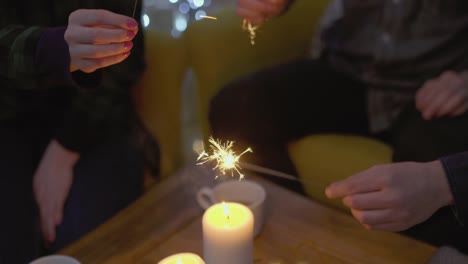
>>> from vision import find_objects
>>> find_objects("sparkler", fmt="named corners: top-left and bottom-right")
top-left (197, 137), bottom-right (327, 188)
top-left (197, 137), bottom-right (252, 180)
top-left (132, 0), bottom-right (138, 18)
top-left (200, 15), bottom-right (218, 20)
top-left (193, 15), bottom-right (257, 45)
top-left (242, 19), bottom-right (258, 45)
top-left (240, 162), bottom-right (327, 189)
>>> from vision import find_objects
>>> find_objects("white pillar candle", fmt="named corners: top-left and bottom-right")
top-left (157, 253), bottom-right (205, 264)
top-left (202, 202), bottom-right (254, 264)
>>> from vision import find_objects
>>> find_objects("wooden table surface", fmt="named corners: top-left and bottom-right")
top-left (60, 166), bottom-right (437, 263)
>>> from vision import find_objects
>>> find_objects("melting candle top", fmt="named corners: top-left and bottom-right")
top-left (204, 203), bottom-right (253, 230)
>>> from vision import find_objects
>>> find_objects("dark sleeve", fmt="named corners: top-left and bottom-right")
top-left (34, 26), bottom-right (72, 83)
top-left (0, 24), bottom-right (74, 85)
top-left (53, 4), bottom-right (145, 153)
top-left (440, 151), bottom-right (468, 227)
top-left (0, 25), bottom-right (45, 81)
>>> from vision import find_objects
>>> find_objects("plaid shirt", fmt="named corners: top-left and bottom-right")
top-left (321, 0), bottom-right (468, 132)
top-left (0, 0), bottom-right (145, 152)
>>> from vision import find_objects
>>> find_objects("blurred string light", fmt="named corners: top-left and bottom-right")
top-left (175, 15), bottom-right (188, 31)
top-left (178, 2), bottom-right (190, 14)
top-left (193, 0), bottom-right (204, 8)
top-left (142, 0), bottom-right (212, 36)
top-left (195, 10), bottom-right (206, 20)
top-left (142, 14), bottom-right (150, 27)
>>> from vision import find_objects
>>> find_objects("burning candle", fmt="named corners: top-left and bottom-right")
top-left (202, 202), bottom-right (254, 264)
top-left (157, 253), bottom-right (205, 264)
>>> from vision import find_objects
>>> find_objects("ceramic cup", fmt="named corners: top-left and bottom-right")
top-left (196, 180), bottom-right (267, 237)
top-left (29, 255), bottom-right (80, 264)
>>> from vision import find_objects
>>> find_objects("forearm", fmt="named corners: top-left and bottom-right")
top-left (0, 24), bottom-right (74, 86)
top-left (0, 25), bottom-right (45, 80)
top-left (35, 27), bottom-right (73, 83)
top-left (54, 26), bottom-right (144, 153)
top-left (53, 3), bottom-right (145, 152)
top-left (440, 151), bottom-right (468, 226)
top-left (426, 160), bottom-right (453, 208)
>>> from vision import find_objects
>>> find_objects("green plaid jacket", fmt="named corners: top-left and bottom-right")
top-left (0, 0), bottom-right (145, 152)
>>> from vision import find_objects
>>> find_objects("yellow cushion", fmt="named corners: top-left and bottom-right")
top-left (185, 0), bottom-right (330, 139)
top-left (135, 30), bottom-right (188, 177)
top-left (288, 135), bottom-right (393, 211)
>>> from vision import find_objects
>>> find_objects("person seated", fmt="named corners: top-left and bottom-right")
top-left (209, 0), bottom-right (468, 254)
top-left (0, 1), bottom-right (158, 263)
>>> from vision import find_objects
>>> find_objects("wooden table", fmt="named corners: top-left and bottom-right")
top-left (61, 166), bottom-right (436, 263)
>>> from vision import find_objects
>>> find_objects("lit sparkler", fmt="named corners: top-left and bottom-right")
top-left (242, 19), bottom-right (258, 45)
top-left (200, 15), bottom-right (218, 20)
top-left (197, 137), bottom-right (252, 180)
top-left (189, 14), bottom-right (257, 45)
top-left (196, 137), bottom-right (326, 188)
top-left (132, 0), bottom-right (138, 18)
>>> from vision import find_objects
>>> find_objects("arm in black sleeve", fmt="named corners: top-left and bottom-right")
top-left (53, 2), bottom-right (145, 153)
top-left (440, 151), bottom-right (468, 226)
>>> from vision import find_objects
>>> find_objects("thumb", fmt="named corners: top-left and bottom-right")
top-left (40, 210), bottom-right (57, 244)
top-left (55, 208), bottom-right (63, 226)
top-left (326, 169), bottom-right (381, 199)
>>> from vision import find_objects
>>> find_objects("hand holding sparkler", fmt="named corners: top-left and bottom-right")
top-left (237, 0), bottom-right (292, 45)
top-left (65, 9), bottom-right (138, 73)
top-left (236, 0), bottom-right (291, 25)
top-left (326, 161), bottom-right (453, 232)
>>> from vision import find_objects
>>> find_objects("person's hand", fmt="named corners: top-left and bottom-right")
top-left (325, 161), bottom-right (453, 232)
top-left (33, 140), bottom-right (80, 244)
top-left (65, 9), bottom-right (139, 73)
top-left (416, 71), bottom-right (468, 120)
top-left (237, 0), bottom-right (292, 25)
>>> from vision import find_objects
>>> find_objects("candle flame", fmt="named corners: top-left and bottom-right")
top-left (197, 137), bottom-right (252, 180)
top-left (176, 259), bottom-right (182, 264)
top-left (222, 202), bottom-right (230, 219)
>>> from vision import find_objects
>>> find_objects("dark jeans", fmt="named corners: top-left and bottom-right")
top-left (0, 121), bottom-right (145, 264)
top-left (209, 59), bottom-right (468, 253)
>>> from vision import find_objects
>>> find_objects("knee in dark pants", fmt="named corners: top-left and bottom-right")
top-left (392, 108), bottom-right (468, 162)
top-left (0, 135), bottom-right (41, 263)
top-left (209, 80), bottom-right (250, 141)
top-left (0, 180), bottom-right (40, 264)
top-left (208, 80), bottom-right (305, 194)
top-left (51, 136), bottom-right (145, 252)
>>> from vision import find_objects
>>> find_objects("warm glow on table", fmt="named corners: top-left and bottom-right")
top-left (157, 252), bottom-right (205, 264)
top-left (203, 202), bottom-right (254, 264)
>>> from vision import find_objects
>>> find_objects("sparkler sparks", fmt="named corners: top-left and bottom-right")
top-left (197, 137), bottom-right (252, 180)
top-left (242, 19), bottom-right (259, 45)
top-left (200, 15), bottom-right (218, 20)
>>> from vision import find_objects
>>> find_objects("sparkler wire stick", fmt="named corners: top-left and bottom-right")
top-left (132, 0), bottom-right (138, 18)
top-left (196, 137), bottom-right (327, 189)
top-left (240, 162), bottom-right (328, 189)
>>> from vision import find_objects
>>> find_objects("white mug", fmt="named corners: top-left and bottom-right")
top-left (29, 255), bottom-right (80, 264)
top-left (196, 180), bottom-right (267, 237)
